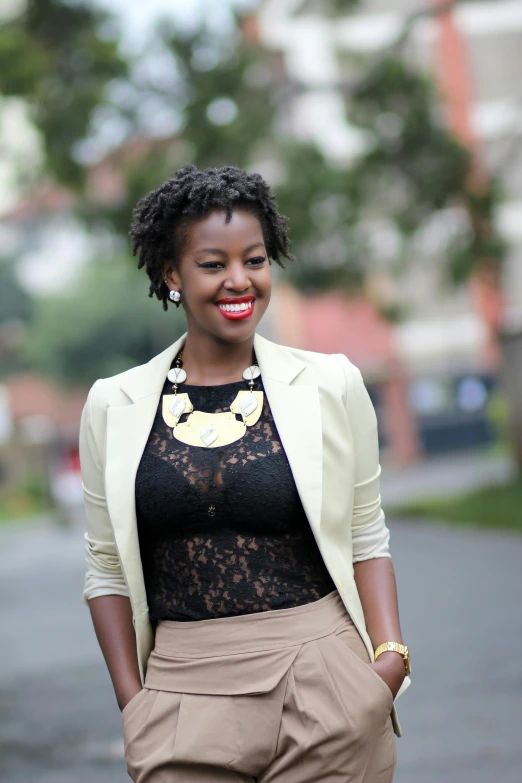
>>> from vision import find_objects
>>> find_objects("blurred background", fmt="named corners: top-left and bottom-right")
top-left (1, 0), bottom-right (521, 781)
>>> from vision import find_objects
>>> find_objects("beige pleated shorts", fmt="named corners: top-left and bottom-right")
top-left (122, 589), bottom-right (396, 782)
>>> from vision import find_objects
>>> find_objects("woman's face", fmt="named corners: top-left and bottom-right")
top-left (164, 208), bottom-right (272, 343)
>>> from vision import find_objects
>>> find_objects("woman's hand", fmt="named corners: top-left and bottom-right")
top-left (369, 651), bottom-right (406, 700)
top-left (118, 681), bottom-right (144, 713)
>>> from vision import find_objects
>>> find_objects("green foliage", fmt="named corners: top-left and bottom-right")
top-left (0, 0), bottom-right (127, 187)
top-left (348, 56), bottom-right (471, 229)
top-left (299, 0), bottom-right (359, 15)
top-left (22, 258), bottom-right (185, 385)
top-left (2, 1), bottom-right (507, 310)
top-left (344, 54), bottom-right (506, 288)
top-left (447, 233), bottom-right (506, 285)
top-left (446, 179), bottom-right (508, 284)
top-left (485, 388), bottom-right (512, 453)
top-left (0, 259), bottom-right (35, 377)
top-left (272, 143), bottom-right (366, 293)
top-left (82, 17), bottom-right (277, 240)
top-left (330, 0), bottom-right (359, 9)
top-left (390, 477), bottom-right (522, 533)
top-left (170, 28), bottom-right (273, 169)
top-left (83, 141), bottom-right (193, 239)
top-left (0, 258), bottom-right (34, 325)
top-left (0, 474), bottom-right (54, 524)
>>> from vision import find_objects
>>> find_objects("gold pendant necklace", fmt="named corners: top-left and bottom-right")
top-left (161, 349), bottom-right (263, 448)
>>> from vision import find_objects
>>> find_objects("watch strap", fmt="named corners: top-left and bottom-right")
top-left (374, 642), bottom-right (411, 675)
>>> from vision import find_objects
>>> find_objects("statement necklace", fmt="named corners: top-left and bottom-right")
top-left (161, 348), bottom-right (263, 448)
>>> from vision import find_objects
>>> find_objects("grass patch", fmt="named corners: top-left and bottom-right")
top-left (0, 495), bottom-right (54, 525)
top-left (0, 472), bottom-right (55, 526)
top-left (389, 478), bottom-right (522, 533)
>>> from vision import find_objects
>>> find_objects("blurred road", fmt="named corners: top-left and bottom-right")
top-left (1, 506), bottom-right (521, 783)
top-left (380, 449), bottom-right (516, 506)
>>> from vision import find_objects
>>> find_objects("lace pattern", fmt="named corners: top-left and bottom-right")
top-left (135, 372), bottom-right (336, 622)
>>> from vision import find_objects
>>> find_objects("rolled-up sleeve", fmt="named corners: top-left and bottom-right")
top-left (337, 354), bottom-right (391, 562)
top-left (79, 380), bottom-right (129, 603)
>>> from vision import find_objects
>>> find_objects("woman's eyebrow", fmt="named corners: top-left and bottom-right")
top-left (194, 242), bottom-right (265, 257)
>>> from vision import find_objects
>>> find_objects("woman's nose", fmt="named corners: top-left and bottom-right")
top-left (224, 262), bottom-right (251, 291)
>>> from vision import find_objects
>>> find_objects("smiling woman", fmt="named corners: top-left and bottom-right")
top-left (128, 163), bottom-right (297, 380)
top-left (79, 162), bottom-right (409, 783)
top-left (130, 163), bottom-right (294, 309)
top-left (163, 207), bottom-right (272, 338)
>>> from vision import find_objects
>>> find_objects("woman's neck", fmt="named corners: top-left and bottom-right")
top-left (179, 332), bottom-right (256, 386)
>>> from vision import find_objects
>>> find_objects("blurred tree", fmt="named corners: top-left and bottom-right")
top-left (270, 1), bottom-right (506, 314)
top-left (106, 3), bottom-right (500, 307)
top-left (1, 0), bottom-right (505, 299)
top-left (1, 0), bottom-right (507, 376)
top-left (271, 142), bottom-right (369, 295)
top-left (0, 258), bottom-right (33, 325)
top-left (345, 53), bottom-right (506, 286)
top-left (22, 259), bottom-right (185, 385)
top-left (85, 19), bottom-right (277, 236)
top-left (294, 0), bottom-right (358, 14)
top-left (0, 258), bottom-right (34, 376)
top-left (0, 0), bottom-right (127, 188)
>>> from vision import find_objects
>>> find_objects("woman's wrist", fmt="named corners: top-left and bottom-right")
top-left (117, 680), bottom-right (143, 712)
top-left (375, 650), bottom-right (406, 673)
top-left (371, 651), bottom-right (406, 698)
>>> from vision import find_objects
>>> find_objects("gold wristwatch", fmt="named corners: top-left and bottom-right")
top-left (374, 642), bottom-right (411, 676)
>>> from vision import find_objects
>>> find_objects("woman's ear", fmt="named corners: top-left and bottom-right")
top-left (163, 262), bottom-right (181, 291)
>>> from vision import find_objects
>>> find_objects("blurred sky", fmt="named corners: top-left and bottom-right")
top-left (96, 0), bottom-right (257, 48)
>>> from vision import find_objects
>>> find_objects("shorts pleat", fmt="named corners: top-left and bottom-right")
top-left (122, 590), bottom-right (397, 783)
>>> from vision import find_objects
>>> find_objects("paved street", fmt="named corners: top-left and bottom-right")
top-left (1, 508), bottom-right (521, 783)
top-left (380, 449), bottom-right (516, 506)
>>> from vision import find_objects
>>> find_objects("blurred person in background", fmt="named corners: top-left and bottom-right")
top-left (79, 163), bottom-right (411, 782)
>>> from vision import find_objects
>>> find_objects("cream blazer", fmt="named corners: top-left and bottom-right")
top-left (79, 330), bottom-right (411, 737)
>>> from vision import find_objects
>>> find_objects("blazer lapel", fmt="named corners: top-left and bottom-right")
top-left (104, 331), bottom-right (324, 602)
top-left (104, 333), bottom-right (187, 599)
top-left (253, 332), bottom-right (324, 538)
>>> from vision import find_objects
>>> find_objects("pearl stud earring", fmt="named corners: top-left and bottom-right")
top-left (169, 290), bottom-right (181, 303)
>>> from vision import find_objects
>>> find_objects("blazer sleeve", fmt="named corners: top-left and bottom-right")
top-left (78, 379), bottom-right (130, 603)
top-left (337, 353), bottom-right (391, 562)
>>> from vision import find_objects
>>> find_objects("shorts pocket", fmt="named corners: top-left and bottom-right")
top-left (123, 689), bottom-right (170, 781)
top-left (121, 687), bottom-right (147, 723)
top-left (332, 623), bottom-right (394, 712)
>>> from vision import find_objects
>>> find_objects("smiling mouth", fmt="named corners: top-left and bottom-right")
top-left (217, 301), bottom-right (253, 312)
top-left (215, 300), bottom-right (255, 319)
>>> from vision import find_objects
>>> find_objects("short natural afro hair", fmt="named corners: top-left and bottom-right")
top-left (130, 163), bottom-right (296, 310)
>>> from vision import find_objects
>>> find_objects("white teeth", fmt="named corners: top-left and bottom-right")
top-left (218, 301), bottom-right (253, 312)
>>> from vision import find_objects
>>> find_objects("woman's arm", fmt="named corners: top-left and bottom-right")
top-left (79, 381), bottom-right (142, 711)
top-left (337, 354), bottom-right (407, 696)
top-left (353, 558), bottom-right (406, 697)
top-left (88, 595), bottom-right (143, 711)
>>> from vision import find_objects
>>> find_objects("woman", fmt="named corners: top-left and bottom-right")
top-left (79, 163), bottom-right (411, 782)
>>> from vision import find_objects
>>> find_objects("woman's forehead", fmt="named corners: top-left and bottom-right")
top-left (182, 208), bottom-right (264, 250)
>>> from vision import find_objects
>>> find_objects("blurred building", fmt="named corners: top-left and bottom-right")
top-left (0, 374), bottom-right (87, 521)
top-left (257, 0), bottom-right (522, 462)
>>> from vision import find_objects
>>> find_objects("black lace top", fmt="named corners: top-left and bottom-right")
top-left (134, 368), bottom-right (336, 622)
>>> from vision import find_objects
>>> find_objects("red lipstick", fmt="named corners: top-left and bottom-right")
top-left (215, 295), bottom-right (255, 320)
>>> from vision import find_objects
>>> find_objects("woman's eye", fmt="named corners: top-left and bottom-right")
top-left (198, 257), bottom-right (266, 270)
